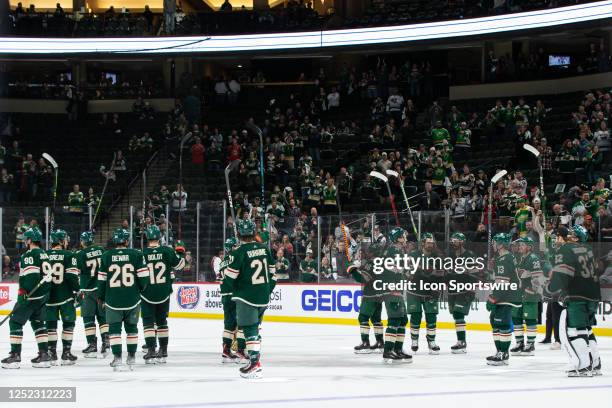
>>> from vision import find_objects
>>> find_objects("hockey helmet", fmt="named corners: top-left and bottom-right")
top-left (146, 225), bottom-right (162, 240)
top-left (112, 228), bottom-right (130, 245)
top-left (24, 228), bottom-right (42, 243)
top-left (50, 229), bottom-right (68, 245)
top-left (80, 231), bottom-right (95, 245)
top-left (388, 227), bottom-right (406, 243)
top-left (237, 219), bottom-right (256, 237)
top-left (224, 237), bottom-right (238, 252)
top-left (570, 225), bottom-right (589, 243)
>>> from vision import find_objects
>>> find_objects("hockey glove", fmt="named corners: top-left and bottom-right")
top-left (17, 288), bottom-right (28, 305)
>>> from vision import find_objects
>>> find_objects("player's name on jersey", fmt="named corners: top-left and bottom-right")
top-left (112, 254), bottom-right (130, 262)
top-left (85, 249), bottom-right (103, 258)
top-left (48, 254), bottom-right (67, 261)
top-left (146, 253), bottom-right (164, 261)
top-left (372, 279), bottom-right (519, 293)
top-left (247, 248), bottom-right (267, 258)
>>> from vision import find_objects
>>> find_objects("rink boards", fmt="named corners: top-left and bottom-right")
top-left (1, 283), bottom-right (612, 335)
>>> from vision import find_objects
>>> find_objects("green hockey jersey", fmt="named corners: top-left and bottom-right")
top-left (220, 253), bottom-right (236, 297)
top-left (46, 248), bottom-right (79, 306)
top-left (19, 247), bottom-right (51, 301)
top-left (549, 242), bottom-right (600, 302)
top-left (141, 245), bottom-right (185, 304)
top-left (225, 241), bottom-right (276, 307)
top-left (516, 252), bottom-right (543, 302)
top-left (97, 248), bottom-right (149, 310)
top-left (490, 252), bottom-right (521, 306)
top-left (76, 245), bottom-right (105, 292)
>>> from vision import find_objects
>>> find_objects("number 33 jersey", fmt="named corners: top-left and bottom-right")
top-left (141, 245), bottom-right (185, 304)
top-left (97, 248), bottom-right (149, 310)
top-left (225, 241), bottom-right (276, 307)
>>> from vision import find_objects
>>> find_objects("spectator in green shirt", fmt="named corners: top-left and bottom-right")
top-left (68, 184), bottom-right (84, 213)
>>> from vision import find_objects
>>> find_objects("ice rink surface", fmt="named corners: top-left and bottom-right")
top-left (1, 318), bottom-right (612, 408)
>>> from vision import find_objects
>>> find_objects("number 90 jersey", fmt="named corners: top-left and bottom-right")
top-left (225, 241), bottom-right (276, 307)
top-left (141, 245), bottom-right (185, 304)
top-left (46, 248), bottom-right (80, 306)
top-left (97, 248), bottom-right (149, 310)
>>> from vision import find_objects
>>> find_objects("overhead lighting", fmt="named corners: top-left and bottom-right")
top-left (0, 1), bottom-right (610, 54)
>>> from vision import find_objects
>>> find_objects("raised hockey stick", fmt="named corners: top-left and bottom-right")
top-left (335, 189), bottom-right (351, 263)
top-left (369, 171), bottom-right (400, 226)
top-left (523, 143), bottom-right (548, 248)
top-left (93, 152), bottom-right (116, 227)
top-left (42, 153), bottom-right (59, 233)
top-left (245, 122), bottom-right (266, 211)
top-left (225, 159), bottom-right (241, 239)
top-left (386, 169), bottom-right (419, 242)
top-left (488, 169), bottom-right (507, 266)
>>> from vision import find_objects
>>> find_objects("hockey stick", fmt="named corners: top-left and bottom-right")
top-left (245, 123), bottom-right (266, 211)
top-left (224, 159), bottom-right (241, 239)
top-left (523, 143), bottom-right (548, 248)
top-left (369, 171), bottom-right (400, 226)
top-left (0, 274), bottom-right (50, 327)
top-left (93, 152), bottom-right (116, 227)
top-left (488, 169), bottom-right (507, 267)
top-left (42, 153), bottom-right (58, 233)
top-left (386, 169), bottom-right (419, 242)
top-left (335, 189), bottom-right (351, 263)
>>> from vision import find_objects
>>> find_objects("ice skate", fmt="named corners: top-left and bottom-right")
top-left (354, 340), bottom-right (372, 354)
top-left (427, 340), bottom-right (440, 355)
top-left (235, 349), bottom-right (249, 366)
top-left (239, 359), bottom-right (262, 379)
top-left (521, 343), bottom-right (535, 356)
top-left (1, 352), bottom-right (21, 369)
top-left (411, 339), bottom-right (418, 352)
top-left (222, 345), bottom-right (238, 364)
top-left (550, 342), bottom-right (561, 350)
top-left (61, 348), bottom-right (78, 366)
top-left (143, 348), bottom-right (158, 365)
top-left (486, 351), bottom-right (509, 366)
top-left (110, 355), bottom-right (126, 372)
top-left (82, 343), bottom-right (98, 358)
top-left (451, 341), bottom-right (467, 354)
top-left (395, 350), bottom-right (413, 363)
top-left (48, 349), bottom-right (58, 366)
top-left (510, 341), bottom-right (524, 356)
top-left (567, 367), bottom-right (593, 377)
top-left (156, 347), bottom-right (167, 364)
top-left (100, 338), bottom-right (110, 359)
top-left (126, 352), bottom-right (136, 370)
top-left (382, 350), bottom-right (402, 364)
top-left (31, 351), bottom-right (51, 368)
top-left (370, 339), bottom-right (384, 353)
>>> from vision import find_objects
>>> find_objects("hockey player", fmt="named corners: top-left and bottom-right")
top-left (1, 228), bottom-right (52, 369)
top-left (407, 233), bottom-right (443, 354)
top-left (486, 233), bottom-right (521, 366)
top-left (45, 229), bottom-right (80, 366)
top-left (141, 225), bottom-right (185, 364)
top-left (510, 237), bottom-right (543, 356)
top-left (76, 231), bottom-right (109, 358)
top-left (380, 227), bottom-right (411, 363)
top-left (97, 228), bottom-right (149, 371)
top-left (220, 237), bottom-right (247, 364)
top-left (224, 219), bottom-right (277, 378)
top-left (447, 232), bottom-right (479, 354)
top-left (347, 243), bottom-right (384, 354)
top-left (547, 225), bottom-right (601, 377)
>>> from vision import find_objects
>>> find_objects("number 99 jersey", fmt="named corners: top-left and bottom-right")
top-left (225, 241), bottom-right (276, 307)
top-left (141, 245), bottom-right (185, 304)
top-left (46, 248), bottom-right (80, 306)
top-left (97, 248), bottom-right (149, 310)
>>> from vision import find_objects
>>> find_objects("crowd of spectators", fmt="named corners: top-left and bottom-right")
top-left (3, 0), bottom-right (602, 37)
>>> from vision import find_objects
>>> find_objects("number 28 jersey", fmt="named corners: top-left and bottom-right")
top-left (225, 241), bottom-right (276, 307)
top-left (97, 248), bottom-right (149, 310)
top-left (141, 245), bottom-right (185, 304)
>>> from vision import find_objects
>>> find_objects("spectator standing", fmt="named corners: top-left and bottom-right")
top-left (68, 184), bottom-right (84, 213)
top-left (191, 137), bottom-right (205, 169)
top-left (14, 216), bottom-right (27, 251)
top-left (171, 184), bottom-right (188, 212)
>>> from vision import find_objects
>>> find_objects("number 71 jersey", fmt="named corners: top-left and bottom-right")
top-left (141, 245), bottom-right (185, 304)
top-left (225, 241), bottom-right (276, 307)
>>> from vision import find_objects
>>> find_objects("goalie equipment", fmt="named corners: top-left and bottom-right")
top-left (560, 309), bottom-right (592, 376)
